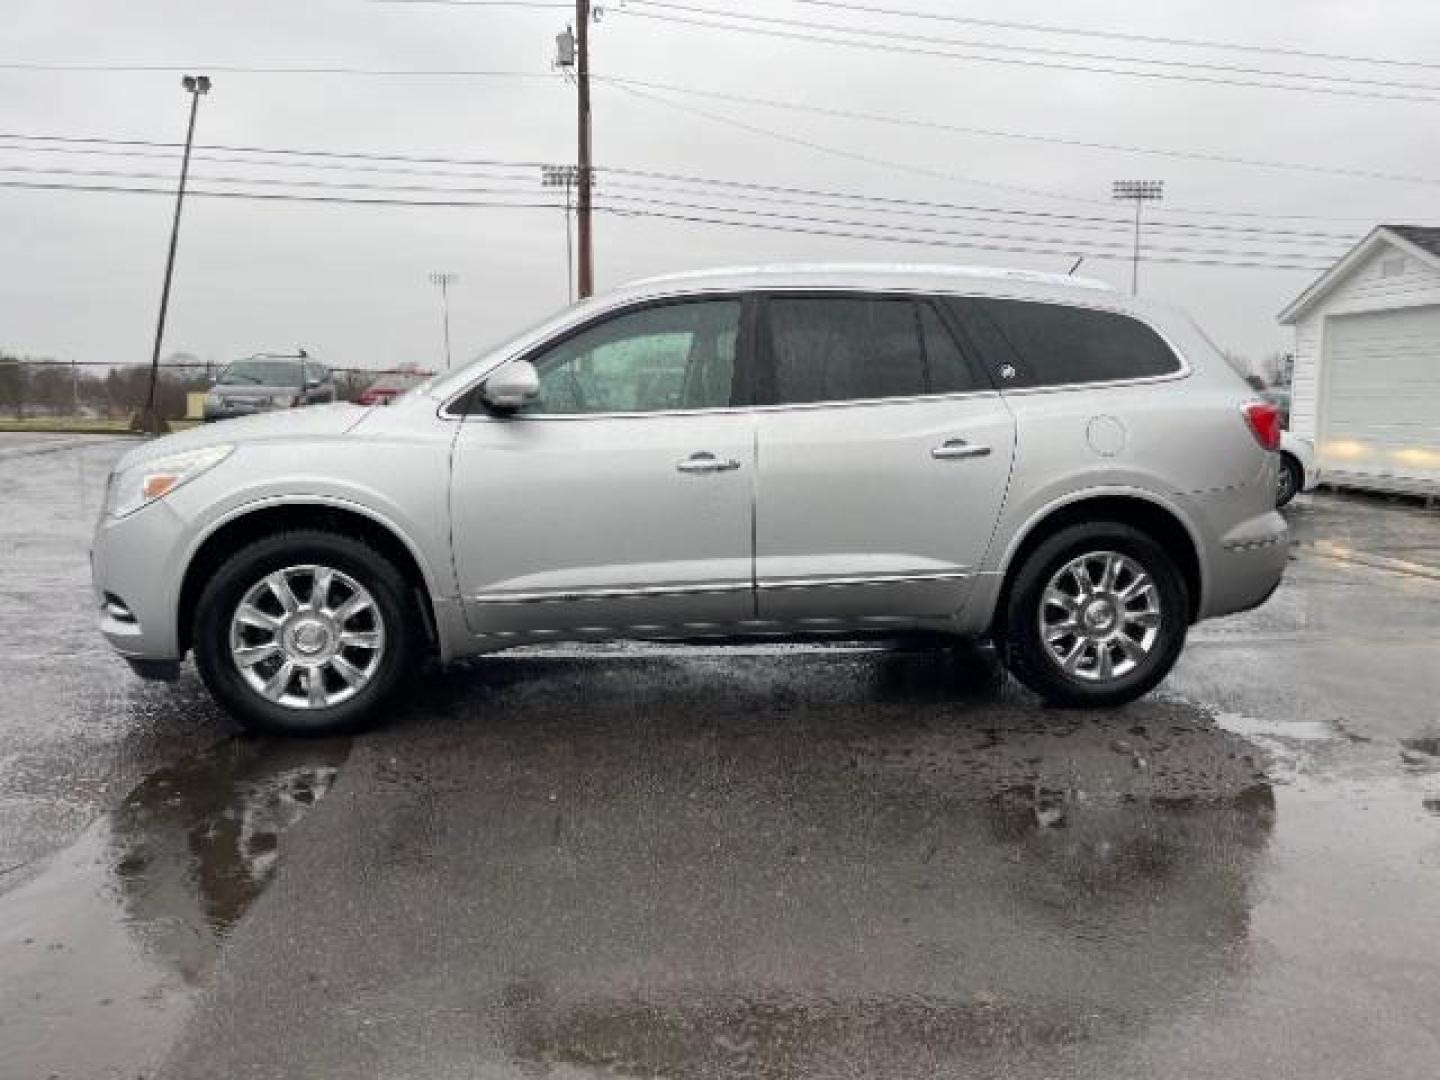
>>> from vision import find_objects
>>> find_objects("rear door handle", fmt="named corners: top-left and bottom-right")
top-left (676, 451), bottom-right (741, 474)
top-left (932, 439), bottom-right (991, 460)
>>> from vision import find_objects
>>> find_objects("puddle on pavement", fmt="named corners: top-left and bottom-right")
top-left (498, 789), bottom-right (1276, 1077)
top-left (487, 722), bottom-right (1279, 1080)
top-left (0, 736), bottom-right (350, 1079)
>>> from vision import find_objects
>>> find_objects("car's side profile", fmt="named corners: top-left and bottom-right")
top-left (93, 264), bottom-right (1289, 734)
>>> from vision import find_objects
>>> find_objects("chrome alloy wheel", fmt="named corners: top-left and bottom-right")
top-left (228, 564), bottom-right (386, 709)
top-left (1038, 551), bottom-right (1162, 683)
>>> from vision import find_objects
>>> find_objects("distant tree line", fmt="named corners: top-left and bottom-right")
top-left (0, 352), bottom-right (376, 419)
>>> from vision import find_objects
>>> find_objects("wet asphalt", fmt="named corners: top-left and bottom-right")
top-left (1, 434), bottom-right (1438, 1080)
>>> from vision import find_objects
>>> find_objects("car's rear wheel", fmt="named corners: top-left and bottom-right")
top-left (999, 522), bottom-right (1188, 707)
top-left (193, 530), bottom-right (419, 735)
top-left (1276, 454), bottom-right (1302, 508)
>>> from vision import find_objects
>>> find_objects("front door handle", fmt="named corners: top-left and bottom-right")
top-left (676, 451), bottom-right (741, 474)
top-left (932, 439), bottom-right (991, 460)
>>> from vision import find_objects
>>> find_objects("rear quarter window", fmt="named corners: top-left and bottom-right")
top-left (947, 297), bottom-right (1181, 388)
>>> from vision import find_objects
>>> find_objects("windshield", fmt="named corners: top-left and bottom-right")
top-left (217, 359), bottom-right (305, 387)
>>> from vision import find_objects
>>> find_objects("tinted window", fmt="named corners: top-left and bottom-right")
top-left (767, 297), bottom-right (925, 404)
top-left (920, 302), bottom-right (982, 394)
top-left (525, 300), bottom-right (740, 414)
top-left (949, 298), bottom-right (1180, 388)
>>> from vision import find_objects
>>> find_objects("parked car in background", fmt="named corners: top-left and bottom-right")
top-left (358, 366), bottom-right (433, 407)
top-left (1259, 388), bottom-right (1291, 429)
top-left (92, 264), bottom-right (1289, 735)
top-left (1277, 431), bottom-right (1320, 507)
top-left (204, 353), bottom-right (335, 422)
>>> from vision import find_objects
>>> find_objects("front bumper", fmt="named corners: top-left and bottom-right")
top-left (91, 499), bottom-right (190, 662)
top-left (203, 401), bottom-right (289, 422)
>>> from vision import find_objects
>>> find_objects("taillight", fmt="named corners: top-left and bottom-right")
top-left (1243, 402), bottom-right (1282, 452)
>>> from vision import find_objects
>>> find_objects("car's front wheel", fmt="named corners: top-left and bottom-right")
top-left (193, 530), bottom-right (419, 735)
top-left (998, 522), bottom-right (1188, 707)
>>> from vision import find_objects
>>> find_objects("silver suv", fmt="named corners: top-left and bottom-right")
top-left (203, 353), bottom-right (335, 422)
top-left (92, 265), bottom-right (1288, 734)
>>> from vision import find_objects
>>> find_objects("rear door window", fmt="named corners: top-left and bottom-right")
top-left (761, 295), bottom-right (984, 404)
top-left (947, 297), bottom-right (1181, 388)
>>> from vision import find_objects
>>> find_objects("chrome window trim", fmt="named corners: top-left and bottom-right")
top-left (440, 285), bottom-right (1192, 420)
top-left (454, 388), bottom-right (1005, 424)
top-left (944, 293), bottom-right (1194, 392)
top-left (438, 290), bottom-right (750, 420)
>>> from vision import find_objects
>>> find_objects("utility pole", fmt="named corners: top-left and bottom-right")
top-left (541, 164), bottom-right (578, 302)
top-left (575, 0), bottom-right (594, 298)
top-left (144, 74), bottom-right (210, 435)
top-left (429, 272), bottom-right (458, 370)
top-left (1112, 180), bottom-right (1163, 295)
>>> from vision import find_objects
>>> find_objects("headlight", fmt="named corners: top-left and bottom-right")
top-left (104, 445), bottom-right (234, 519)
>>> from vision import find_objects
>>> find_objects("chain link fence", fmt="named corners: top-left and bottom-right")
top-left (0, 357), bottom-right (411, 427)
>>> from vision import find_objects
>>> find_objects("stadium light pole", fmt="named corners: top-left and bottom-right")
top-left (429, 272), bottom-right (458, 370)
top-left (1112, 180), bottom-right (1164, 295)
top-left (144, 74), bottom-right (210, 434)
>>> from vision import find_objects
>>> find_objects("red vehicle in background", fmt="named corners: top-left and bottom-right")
top-left (358, 365), bottom-right (433, 407)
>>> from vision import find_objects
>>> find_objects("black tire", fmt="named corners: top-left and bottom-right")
top-left (1276, 454), bottom-right (1302, 508)
top-left (193, 529), bottom-right (420, 736)
top-left (998, 522), bottom-right (1188, 708)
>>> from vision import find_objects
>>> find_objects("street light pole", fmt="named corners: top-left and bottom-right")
top-left (1111, 180), bottom-right (1164, 295)
top-left (429, 272), bottom-right (458, 370)
top-left (144, 74), bottom-right (210, 434)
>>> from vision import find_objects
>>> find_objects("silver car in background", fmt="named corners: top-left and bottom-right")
top-left (92, 264), bottom-right (1289, 735)
top-left (204, 353), bottom-right (336, 422)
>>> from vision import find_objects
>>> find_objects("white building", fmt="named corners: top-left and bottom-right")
top-left (1278, 225), bottom-right (1440, 494)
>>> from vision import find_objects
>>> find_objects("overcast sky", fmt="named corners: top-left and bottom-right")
top-left (3, 0), bottom-right (1439, 373)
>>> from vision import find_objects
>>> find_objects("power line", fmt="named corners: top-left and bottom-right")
top-left (596, 205), bottom-right (1334, 271)
top-left (626, 0), bottom-right (1440, 98)
top-left (616, 3), bottom-right (1440, 104)
top-left (783, 0), bottom-right (1440, 73)
top-left (600, 83), bottom-right (1413, 225)
top-left (594, 189), bottom-right (1342, 264)
top-left (0, 61), bottom-right (560, 79)
top-left (595, 176), bottom-right (1357, 246)
top-left (374, 0), bottom-right (1440, 73)
top-left (0, 131), bottom-right (1395, 232)
top-left (0, 175), bottom-right (1337, 270)
top-left (0, 162), bottom-right (559, 199)
top-left (607, 79), bottom-right (1116, 208)
top-left (0, 156), bottom-right (1356, 248)
top-left (0, 178), bottom-right (561, 209)
top-left (368, 0), bottom-right (571, 7)
top-left (600, 75), bottom-right (1440, 188)
top-left (0, 158), bottom-right (1350, 250)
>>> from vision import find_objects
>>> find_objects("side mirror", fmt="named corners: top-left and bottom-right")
top-left (479, 360), bottom-right (540, 412)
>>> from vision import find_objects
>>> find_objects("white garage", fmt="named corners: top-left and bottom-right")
top-left (1279, 225), bottom-right (1440, 495)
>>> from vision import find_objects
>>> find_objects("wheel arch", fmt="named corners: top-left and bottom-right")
top-left (177, 500), bottom-right (440, 656)
top-left (993, 491), bottom-right (1204, 628)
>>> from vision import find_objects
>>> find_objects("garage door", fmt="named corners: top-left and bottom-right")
top-left (1322, 305), bottom-right (1440, 485)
